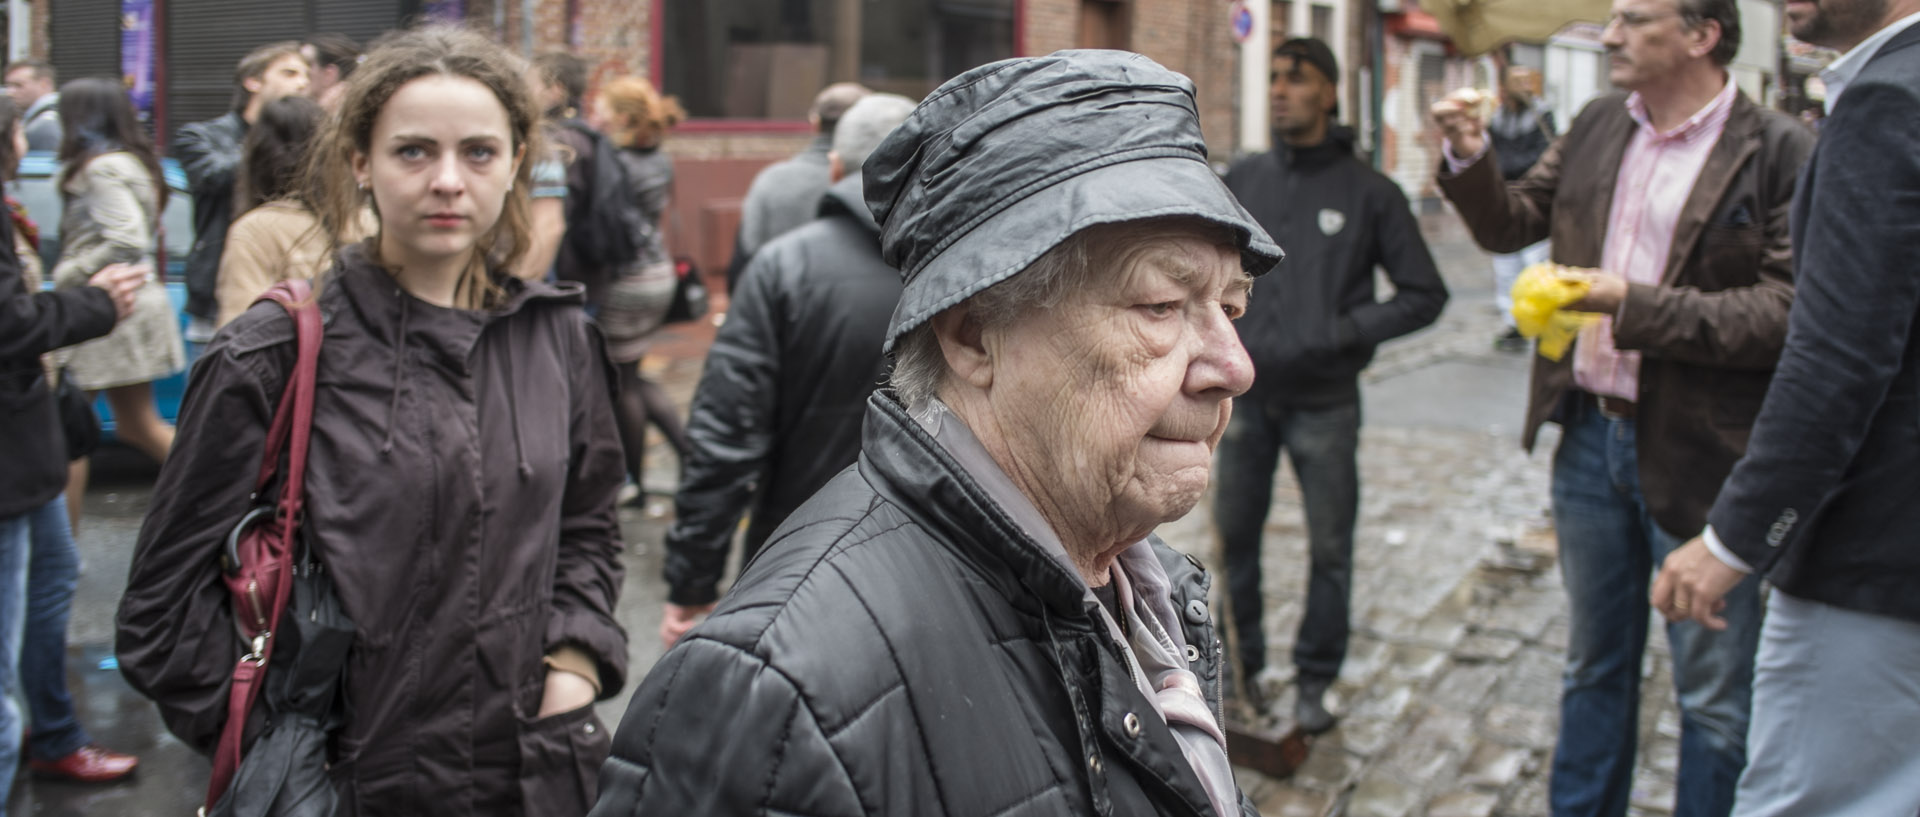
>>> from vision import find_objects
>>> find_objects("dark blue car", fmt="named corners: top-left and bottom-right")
top-left (18, 151), bottom-right (197, 437)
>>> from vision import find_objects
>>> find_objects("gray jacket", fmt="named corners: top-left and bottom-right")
top-left (23, 93), bottom-right (60, 153)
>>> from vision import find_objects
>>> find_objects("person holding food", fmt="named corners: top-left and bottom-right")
top-left (1429, 0), bottom-right (1812, 814)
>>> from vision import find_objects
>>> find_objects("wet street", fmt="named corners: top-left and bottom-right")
top-left (11, 209), bottom-right (1689, 817)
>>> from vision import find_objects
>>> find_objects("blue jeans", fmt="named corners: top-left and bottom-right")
top-left (2, 506), bottom-right (35, 813)
top-left (23, 495), bottom-right (92, 761)
top-left (1549, 400), bottom-right (1762, 817)
top-left (1213, 399), bottom-right (1360, 682)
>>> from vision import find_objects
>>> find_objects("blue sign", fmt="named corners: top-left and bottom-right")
top-left (1230, 1), bottom-right (1255, 44)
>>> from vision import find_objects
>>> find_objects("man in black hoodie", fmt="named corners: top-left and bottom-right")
top-left (1216, 38), bottom-right (1448, 732)
top-left (658, 94), bottom-right (919, 647)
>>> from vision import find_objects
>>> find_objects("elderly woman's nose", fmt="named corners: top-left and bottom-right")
top-left (1188, 310), bottom-right (1254, 396)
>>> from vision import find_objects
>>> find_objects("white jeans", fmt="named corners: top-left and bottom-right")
top-left (1491, 239), bottom-right (1551, 329)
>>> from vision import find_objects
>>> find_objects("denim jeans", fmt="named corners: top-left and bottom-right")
top-left (1549, 399), bottom-right (1762, 817)
top-left (23, 495), bottom-right (91, 761)
top-left (1213, 398), bottom-right (1360, 683)
top-left (2, 507), bottom-right (35, 813)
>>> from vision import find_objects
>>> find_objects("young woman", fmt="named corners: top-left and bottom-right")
top-left (118, 27), bottom-right (628, 816)
top-left (214, 94), bottom-right (346, 327)
top-left (589, 75), bottom-right (690, 499)
top-left (51, 78), bottom-right (185, 529)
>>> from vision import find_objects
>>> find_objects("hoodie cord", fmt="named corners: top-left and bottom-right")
top-left (501, 320), bottom-right (532, 481)
top-left (381, 295), bottom-right (409, 457)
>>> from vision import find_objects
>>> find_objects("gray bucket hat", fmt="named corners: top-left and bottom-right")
top-left (864, 49), bottom-right (1284, 348)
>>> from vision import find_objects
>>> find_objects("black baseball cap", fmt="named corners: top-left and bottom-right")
top-left (1275, 37), bottom-right (1340, 85)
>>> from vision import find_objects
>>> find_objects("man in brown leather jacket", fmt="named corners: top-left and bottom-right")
top-left (1431, 0), bottom-right (1813, 813)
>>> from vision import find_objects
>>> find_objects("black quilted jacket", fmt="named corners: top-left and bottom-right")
top-left (591, 393), bottom-right (1253, 817)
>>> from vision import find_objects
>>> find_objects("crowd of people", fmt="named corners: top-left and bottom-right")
top-left (2, 0), bottom-right (1918, 813)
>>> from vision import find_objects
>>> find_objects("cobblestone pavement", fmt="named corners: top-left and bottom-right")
top-left (1149, 209), bottom-right (1690, 817)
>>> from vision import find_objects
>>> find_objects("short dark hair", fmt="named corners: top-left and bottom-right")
top-left (532, 52), bottom-right (588, 112)
top-left (236, 94), bottom-right (324, 212)
top-left (232, 41), bottom-right (307, 112)
top-left (4, 59), bottom-right (55, 84)
top-left (1678, 0), bottom-right (1741, 66)
top-left (306, 33), bottom-right (362, 78)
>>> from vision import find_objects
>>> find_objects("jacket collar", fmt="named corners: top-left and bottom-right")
top-left (330, 242), bottom-right (585, 372)
top-left (1661, 89), bottom-right (1763, 283)
top-left (818, 171), bottom-right (882, 235)
top-left (857, 392), bottom-right (1097, 621)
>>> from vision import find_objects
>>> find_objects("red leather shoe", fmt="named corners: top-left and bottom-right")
top-left (28, 744), bottom-right (139, 783)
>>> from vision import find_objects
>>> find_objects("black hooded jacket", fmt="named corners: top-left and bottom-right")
top-left (1224, 128), bottom-right (1448, 406)
top-left (661, 172), bottom-right (903, 606)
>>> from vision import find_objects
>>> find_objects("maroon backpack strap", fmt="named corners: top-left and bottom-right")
top-left (205, 279), bottom-right (322, 811)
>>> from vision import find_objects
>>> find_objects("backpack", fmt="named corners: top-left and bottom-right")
top-left (559, 119), bottom-right (650, 270)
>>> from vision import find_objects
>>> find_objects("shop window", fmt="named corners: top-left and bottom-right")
top-left (661, 0), bottom-right (1016, 120)
top-left (1310, 4), bottom-right (1333, 42)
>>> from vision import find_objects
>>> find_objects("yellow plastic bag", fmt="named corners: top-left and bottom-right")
top-left (1510, 263), bottom-right (1600, 361)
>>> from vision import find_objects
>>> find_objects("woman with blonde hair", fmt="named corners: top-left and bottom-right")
top-left (590, 75), bottom-right (690, 501)
top-left (120, 26), bottom-right (628, 816)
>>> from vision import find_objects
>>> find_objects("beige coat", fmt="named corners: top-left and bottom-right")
top-left (52, 151), bottom-right (185, 390)
top-left (214, 200), bottom-right (334, 327)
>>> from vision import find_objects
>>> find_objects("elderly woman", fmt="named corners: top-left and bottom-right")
top-left (592, 51), bottom-right (1283, 817)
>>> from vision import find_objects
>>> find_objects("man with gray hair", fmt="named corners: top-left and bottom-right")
top-left (659, 93), bottom-right (919, 647)
top-left (725, 81), bottom-right (871, 288)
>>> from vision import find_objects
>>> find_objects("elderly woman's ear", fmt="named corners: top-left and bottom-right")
top-left (930, 306), bottom-right (996, 390)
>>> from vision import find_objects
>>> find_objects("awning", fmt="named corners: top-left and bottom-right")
top-left (1420, 0), bottom-right (1613, 56)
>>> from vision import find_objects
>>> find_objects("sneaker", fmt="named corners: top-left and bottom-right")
top-left (1294, 676), bottom-right (1338, 735)
top-left (1494, 328), bottom-right (1528, 353)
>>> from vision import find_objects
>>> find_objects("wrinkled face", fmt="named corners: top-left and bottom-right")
top-left (1602, 0), bottom-right (1713, 89)
top-left (1785, 0), bottom-right (1888, 49)
top-left (354, 75), bottom-right (522, 271)
top-left (1270, 56), bottom-right (1335, 139)
top-left (979, 226), bottom-right (1254, 553)
top-left (4, 68), bottom-right (50, 108)
top-left (248, 54), bottom-right (311, 107)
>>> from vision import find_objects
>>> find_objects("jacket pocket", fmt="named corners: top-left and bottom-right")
top-left (1696, 225), bottom-right (1765, 289)
top-left (517, 702), bottom-right (610, 816)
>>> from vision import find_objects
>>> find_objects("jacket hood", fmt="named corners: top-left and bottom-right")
top-left (818, 171), bottom-right (881, 235)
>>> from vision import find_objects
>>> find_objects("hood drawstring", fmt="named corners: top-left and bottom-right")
top-left (382, 294), bottom-right (410, 457)
top-left (501, 320), bottom-right (532, 481)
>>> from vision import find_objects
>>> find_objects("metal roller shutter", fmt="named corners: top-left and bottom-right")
top-left (162, 0), bottom-right (415, 146)
top-left (50, 0), bottom-right (121, 84)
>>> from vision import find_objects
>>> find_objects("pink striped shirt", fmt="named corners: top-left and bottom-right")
top-left (1574, 79), bottom-right (1739, 400)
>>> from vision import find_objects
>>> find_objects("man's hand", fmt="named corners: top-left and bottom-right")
top-left (660, 602), bottom-right (716, 649)
top-left (536, 668), bottom-right (598, 717)
top-left (87, 263), bottom-right (148, 321)
top-left (1430, 89), bottom-right (1491, 159)
top-left (1567, 273), bottom-right (1628, 314)
top-left (1651, 538), bottom-right (1748, 630)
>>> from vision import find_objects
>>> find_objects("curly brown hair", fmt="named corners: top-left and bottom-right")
top-left (304, 25), bottom-right (541, 307)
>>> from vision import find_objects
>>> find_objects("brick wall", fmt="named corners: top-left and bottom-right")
top-left (27, 0), bottom-right (50, 59)
top-left (1021, 0), bottom-right (1244, 159)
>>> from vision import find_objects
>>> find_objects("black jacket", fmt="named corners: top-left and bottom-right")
top-left (1488, 103), bottom-right (1557, 181)
top-left (0, 214), bottom-right (117, 519)
top-left (120, 246), bottom-right (629, 815)
top-left (662, 173), bottom-right (901, 606)
top-left (173, 111), bottom-right (247, 321)
top-left (596, 393), bottom-right (1250, 817)
top-left (1224, 129), bottom-right (1449, 406)
top-left (1707, 24), bottom-right (1920, 624)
